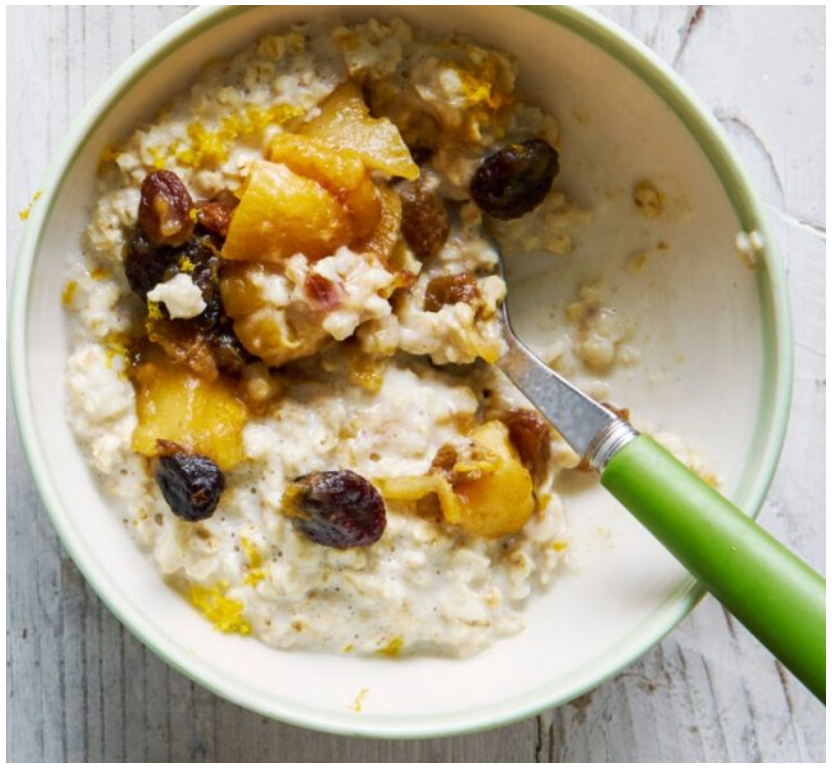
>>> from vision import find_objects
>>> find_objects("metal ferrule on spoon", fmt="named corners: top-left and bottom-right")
top-left (496, 284), bottom-right (826, 703)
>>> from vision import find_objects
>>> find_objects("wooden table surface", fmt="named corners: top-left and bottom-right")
top-left (7, 6), bottom-right (825, 762)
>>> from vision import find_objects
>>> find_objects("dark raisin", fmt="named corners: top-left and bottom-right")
top-left (124, 228), bottom-right (178, 298)
top-left (139, 170), bottom-right (195, 247)
top-left (304, 273), bottom-right (340, 310)
top-left (502, 409), bottom-right (553, 483)
top-left (423, 273), bottom-right (480, 312)
top-left (470, 139), bottom-right (559, 220)
top-left (196, 190), bottom-right (239, 239)
top-left (182, 236), bottom-right (223, 330)
top-left (398, 180), bottom-right (450, 259)
top-left (152, 441), bottom-right (225, 522)
top-left (282, 470), bottom-right (386, 549)
top-left (206, 323), bottom-right (252, 376)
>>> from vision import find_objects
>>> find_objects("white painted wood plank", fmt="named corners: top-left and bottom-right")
top-left (6, 6), bottom-right (825, 762)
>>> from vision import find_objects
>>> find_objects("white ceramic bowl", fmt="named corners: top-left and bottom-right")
top-left (11, 6), bottom-right (792, 737)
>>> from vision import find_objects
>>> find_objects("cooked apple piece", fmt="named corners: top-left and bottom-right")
top-left (379, 421), bottom-right (535, 538)
top-left (219, 262), bottom-right (329, 367)
top-left (222, 159), bottom-right (352, 263)
top-left (445, 421), bottom-right (535, 538)
top-left (268, 134), bottom-right (381, 239)
top-left (299, 81), bottom-right (419, 181)
top-left (356, 186), bottom-right (403, 266)
top-left (377, 473), bottom-right (462, 518)
top-left (131, 346), bottom-right (248, 469)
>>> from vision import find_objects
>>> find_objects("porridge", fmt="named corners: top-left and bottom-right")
top-left (64, 18), bottom-right (607, 657)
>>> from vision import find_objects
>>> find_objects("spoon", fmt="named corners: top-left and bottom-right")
top-left (492, 246), bottom-right (826, 702)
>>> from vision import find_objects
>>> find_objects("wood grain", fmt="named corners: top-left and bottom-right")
top-left (6, 6), bottom-right (825, 762)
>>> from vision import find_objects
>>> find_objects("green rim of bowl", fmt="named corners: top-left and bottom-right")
top-left (10, 5), bottom-right (794, 739)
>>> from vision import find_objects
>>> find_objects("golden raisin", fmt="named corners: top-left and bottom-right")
top-left (139, 170), bottom-right (195, 247)
top-left (197, 190), bottom-right (239, 238)
top-left (501, 409), bottom-right (553, 483)
top-left (423, 273), bottom-right (480, 312)
top-left (398, 180), bottom-right (450, 259)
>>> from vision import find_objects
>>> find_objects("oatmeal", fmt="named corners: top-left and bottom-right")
top-left (64, 18), bottom-right (597, 657)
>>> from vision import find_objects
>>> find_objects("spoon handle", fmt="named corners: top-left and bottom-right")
top-left (496, 323), bottom-right (825, 701)
top-left (601, 434), bottom-right (826, 702)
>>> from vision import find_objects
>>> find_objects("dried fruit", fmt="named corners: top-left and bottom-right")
top-left (180, 236), bottom-right (223, 330)
top-left (124, 228), bottom-right (177, 298)
top-left (282, 470), bottom-right (386, 548)
top-left (423, 273), bottom-right (480, 312)
top-left (501, 409), bottom-right (552, 482)
top-left (398, 180), bottom-right (450, 259)
top-left (138, 170), bottom-right (195, 246)
top-left (196, 191), bottom-right (239, 238)
top-left (153, 441), bottom-right (225, 521)
top-left (470, 139), bottom-right (559, 220)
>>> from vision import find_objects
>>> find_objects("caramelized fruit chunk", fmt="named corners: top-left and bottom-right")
top-left (470, 139), bottom-right (559, 220)
top-left (153, 441), bottom-right (225, 521)
top-left (222, 160), bottom-right (352, 263)
top-left (379, 421), bottom-right (534, 539)
top-left (139, 170), bottom-right (195, 246)
top-left (268, 134), bottom-right (381, 239)
top-left (398, 180), bottom-right (450, 259)
top-left (282, 470), bottom-right (387, 548)
top-left (219, 262), bottom-right (329, 368)
top-left (299, 81), bottom-right (419, 180)
top-left (131, 346), bottom-right (248, 469)
top-left (442, 421), bottom-right (535, 537)
top-left (423, 273), bottom-right (480, 312)
top-left (355, 186), bottom-right (403, 266)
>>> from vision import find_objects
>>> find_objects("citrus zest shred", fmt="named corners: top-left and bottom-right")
top-left (61, 280), bottom-right (78, 307)
top-left (188, 582), bottom-right (252, 635)
top-left (375, 636), bottom-right (404, 657)
top-left (19, 190), bottom-right (43, 221)
top-left (240, 536), bottom-right (266, 586)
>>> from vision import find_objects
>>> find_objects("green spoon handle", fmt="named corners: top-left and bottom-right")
top-left (601, 434), bottom-right (826, 702)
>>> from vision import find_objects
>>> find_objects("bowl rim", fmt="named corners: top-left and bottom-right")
top-left (10, 4), bottom-right (794, 738)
